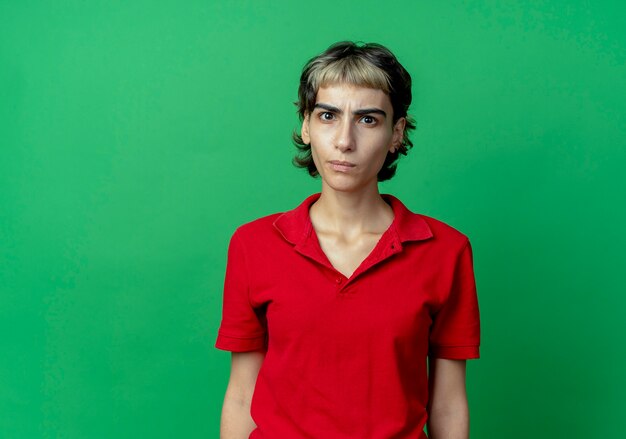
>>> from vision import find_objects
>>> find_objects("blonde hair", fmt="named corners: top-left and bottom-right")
top-left (308, 55), bottom-right (391, 95)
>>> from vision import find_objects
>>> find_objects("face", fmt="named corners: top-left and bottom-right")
top-left (301, 83), bottom-right (405, 193)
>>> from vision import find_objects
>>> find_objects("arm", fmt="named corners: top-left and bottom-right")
top-left (426, 358), bottom-right (470, 439)
top-left (220, 350), bottom-right (265, 439)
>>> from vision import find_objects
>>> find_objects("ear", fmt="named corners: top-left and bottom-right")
top-left (389, 117), bottom-right (406, 153)
top-left (301, 112), bottom-right (311, 144)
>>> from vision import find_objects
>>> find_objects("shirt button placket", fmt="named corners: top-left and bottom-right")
top-left (335, 276), bottom-right (344, 292)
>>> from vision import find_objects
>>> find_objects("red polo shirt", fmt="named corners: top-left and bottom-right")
top-left (215, 192), bottom-right (480, 439)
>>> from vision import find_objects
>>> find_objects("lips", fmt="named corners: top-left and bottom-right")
top-left (329, 160), bottom-right (356, 167)
top-left (328, 160), bottom-right (356, 173)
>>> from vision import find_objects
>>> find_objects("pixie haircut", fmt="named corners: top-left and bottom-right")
top-left (292, 41), bottom-right (416, 181)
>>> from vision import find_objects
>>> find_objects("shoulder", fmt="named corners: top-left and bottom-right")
top-left (386, 193), bottom-right (470, 252)
top-left (230, 211), bottom-right (284, 242)
top-left (409, 213), bottom-right (475, 275)
top-left (229, 193), bottom-right (317, 245)
top-left (414, 212), bottom-right (471, 254)
top-left (422, 213), bottom-right (468, 241)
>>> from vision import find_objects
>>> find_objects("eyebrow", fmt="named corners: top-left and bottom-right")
top-left (314, 103), bottom-right (387, 118)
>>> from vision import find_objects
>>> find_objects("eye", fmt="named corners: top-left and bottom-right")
top-left (319, 112), bottom-right (335, 121)
top-left (360, 115), bottom-right (377, 125)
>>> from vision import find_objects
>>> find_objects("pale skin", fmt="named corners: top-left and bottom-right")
top-left (220, 83), bottom-right (470, 439)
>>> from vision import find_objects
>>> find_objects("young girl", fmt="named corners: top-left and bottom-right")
top-left (216, 41), bottom-right (480, 439)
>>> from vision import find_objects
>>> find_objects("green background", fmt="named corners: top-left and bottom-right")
top-left (2, 1), bottom-right (625, 438)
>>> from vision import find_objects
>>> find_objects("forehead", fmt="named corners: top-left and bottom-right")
top-left (315, 83), bottom-right (392, 109)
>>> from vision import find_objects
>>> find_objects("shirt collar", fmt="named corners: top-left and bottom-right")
top-left (272, 192), bottom-right (433, 246)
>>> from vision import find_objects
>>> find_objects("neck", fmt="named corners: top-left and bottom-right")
top-left (309, 183), bottom-right (394, 237)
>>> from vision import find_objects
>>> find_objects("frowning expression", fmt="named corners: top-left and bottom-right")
top-left (301, 83), bottom-right (405, 193)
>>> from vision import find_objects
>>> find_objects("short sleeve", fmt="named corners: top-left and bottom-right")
top-left (429, 239), bottom-right (481, 360)
top-left (215, 230), bottom-right (268, 352)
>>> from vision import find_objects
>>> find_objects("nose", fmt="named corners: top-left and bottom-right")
top-left (334, 118), bottom-right (355, 152)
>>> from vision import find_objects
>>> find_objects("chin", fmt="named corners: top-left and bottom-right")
top-left (322, 175), bottom-right (368, 193)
